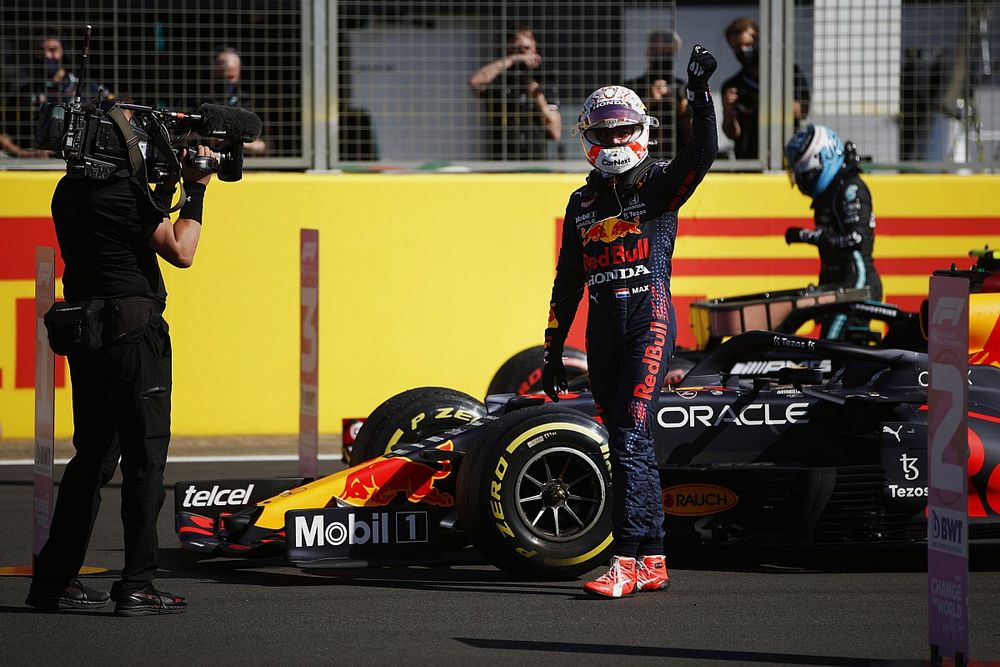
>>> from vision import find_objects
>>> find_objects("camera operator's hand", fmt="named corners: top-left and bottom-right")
top-left (181, 145), bottom-right (217, 186)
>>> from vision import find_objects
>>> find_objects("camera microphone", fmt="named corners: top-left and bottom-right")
top-left (191, 104), bottom-right (262, 143)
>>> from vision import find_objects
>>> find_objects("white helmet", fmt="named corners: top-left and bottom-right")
top-left (574, 85), bottom-right (659, 175)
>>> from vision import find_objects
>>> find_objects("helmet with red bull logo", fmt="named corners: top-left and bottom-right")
top-left (575, 86), bottom-right (659, 175)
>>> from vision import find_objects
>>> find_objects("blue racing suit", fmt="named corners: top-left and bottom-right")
top-left (544, 89), bottom-right (717, 557)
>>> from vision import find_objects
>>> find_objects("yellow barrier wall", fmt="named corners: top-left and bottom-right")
top-left (1, 171), bottom-right (997, 439)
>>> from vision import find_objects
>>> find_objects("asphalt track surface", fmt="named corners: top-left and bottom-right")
top-left (1, 453), bottom-right (999, 666)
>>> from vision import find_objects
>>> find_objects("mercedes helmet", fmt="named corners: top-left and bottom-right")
top-left (784, 124), bottom-right (846, 197)
top-left (574, 86), bottom-right (659, 175)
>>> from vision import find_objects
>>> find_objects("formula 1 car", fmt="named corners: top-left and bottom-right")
top-left (175, 330), bottom-right (1000, 579)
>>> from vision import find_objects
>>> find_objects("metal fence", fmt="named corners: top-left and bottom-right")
top-left (1, 1), bottom-right (997, 172)
top-left (794, 0), bottom-right (999, 172)
top-left (0, 0), bottom-right (307, 167)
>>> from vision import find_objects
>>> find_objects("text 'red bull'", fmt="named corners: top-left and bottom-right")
top-left (634, 320), bottom-right (669, 400)
top-left (583, 238), bottom-right (650, 271)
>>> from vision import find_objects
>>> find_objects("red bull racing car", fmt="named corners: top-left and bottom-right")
top-left (175, 330), bottom-right (1000, 579)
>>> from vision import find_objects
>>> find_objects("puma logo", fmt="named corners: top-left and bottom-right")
top-left (882, 425), bottom-right (903, 442)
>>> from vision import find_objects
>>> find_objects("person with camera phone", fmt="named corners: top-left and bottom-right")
top-left (467, 25), bottom-right (561, 160)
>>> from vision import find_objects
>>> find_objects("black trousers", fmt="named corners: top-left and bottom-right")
top-left (32, 316), bottom-right (171, 597)
top-left (586, 282), bottom-right (676, 559)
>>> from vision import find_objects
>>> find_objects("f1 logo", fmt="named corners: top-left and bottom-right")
top-left (931, 297), bottom-right (965, 326)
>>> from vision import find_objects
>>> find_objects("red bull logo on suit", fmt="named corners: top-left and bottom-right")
top-left (579, 216), bottom-right (642, 245)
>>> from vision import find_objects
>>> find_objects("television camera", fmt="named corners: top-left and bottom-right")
top-left (35, 25), bottom-right (262, 185)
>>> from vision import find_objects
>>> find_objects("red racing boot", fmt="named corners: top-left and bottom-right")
top-left (583, 556), bottom-right (637, 598)
top-left (636, 555), bottom-right (670, 592)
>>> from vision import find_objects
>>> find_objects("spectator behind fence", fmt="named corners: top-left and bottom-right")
top-left (468, 26), bottom-right (561, 160)
top-left (720, 18), bottom-right (810, 160)
top-left (208, 47), bottom-right (266, 156)
top-left (2, 34), bottom-right (104, 158)
top-left (0, 130), bottom-right (52, 158)
top-left (900, 46), bottom-right (970, 162)
top-left (624, 31), bottom-right (691, 158)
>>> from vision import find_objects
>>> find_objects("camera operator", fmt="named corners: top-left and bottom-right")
top-left (26, 140), bottom-right (216, 617)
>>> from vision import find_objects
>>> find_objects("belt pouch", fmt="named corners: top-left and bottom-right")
top-left (43, 299), bottom-right (106, 355)
top-left (107, 297), bottom-right (157, 341)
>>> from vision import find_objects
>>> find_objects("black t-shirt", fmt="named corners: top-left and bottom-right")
top-left (51, 175), bottom-right (166, 301)
top-left (208, 79), bottom-right (253, 111)
top-left (483, 67), bottom-right (559, 160)
top-left (722, 65), bottom-right (811, 159)
top-left (721, 69), bottom-right (760, 159)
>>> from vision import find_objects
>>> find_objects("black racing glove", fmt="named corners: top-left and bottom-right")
top-left (785, 227), bottom-right (822, 245)
top-left (542, 347), bottom-right (567, 402)
top-left (686, 45), bottom-right (717, 92)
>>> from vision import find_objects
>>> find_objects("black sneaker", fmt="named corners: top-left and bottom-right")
top-left (113, 586), bottom-right (187, 617)
top-left (25, 578), bottom-right (111, 611)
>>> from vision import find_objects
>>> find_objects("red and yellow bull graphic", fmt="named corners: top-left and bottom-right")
top-left (338, 440), bottom-right (455, 508)
top-left (579, 215), bottom-right (642, 245)
top-left (253, 440), bottom-right (457, 531)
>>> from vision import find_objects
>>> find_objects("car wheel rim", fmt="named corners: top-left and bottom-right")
top-left (514, 446), bottom-right (606, 543)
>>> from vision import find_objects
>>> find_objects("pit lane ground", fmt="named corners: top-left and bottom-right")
top-left (1, 437), bottom-right (998, 666)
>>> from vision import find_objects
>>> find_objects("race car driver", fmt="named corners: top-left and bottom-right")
top-left (784, 124), bottom-right (882, 340)
top-left (542, 45), bottom-right (718, 598)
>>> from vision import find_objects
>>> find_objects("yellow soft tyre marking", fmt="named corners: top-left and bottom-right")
top-left (502, 421), bottom-right (603, 455)
top-left (543, 533), bottom-right (614, 566)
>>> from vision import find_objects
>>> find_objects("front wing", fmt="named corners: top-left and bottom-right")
top-left (174, 424), bottom-right (480, 564)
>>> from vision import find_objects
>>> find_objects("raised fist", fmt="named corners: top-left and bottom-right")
top-left (686, 45), bottom-right (717, 91)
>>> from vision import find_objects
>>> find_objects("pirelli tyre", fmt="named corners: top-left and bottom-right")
top-left (456, 405), bottom-right (613, 579)
top-left (350, 387), bottom-right (487, 465)
top-left (486, 345), bottom-right (588, 397)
